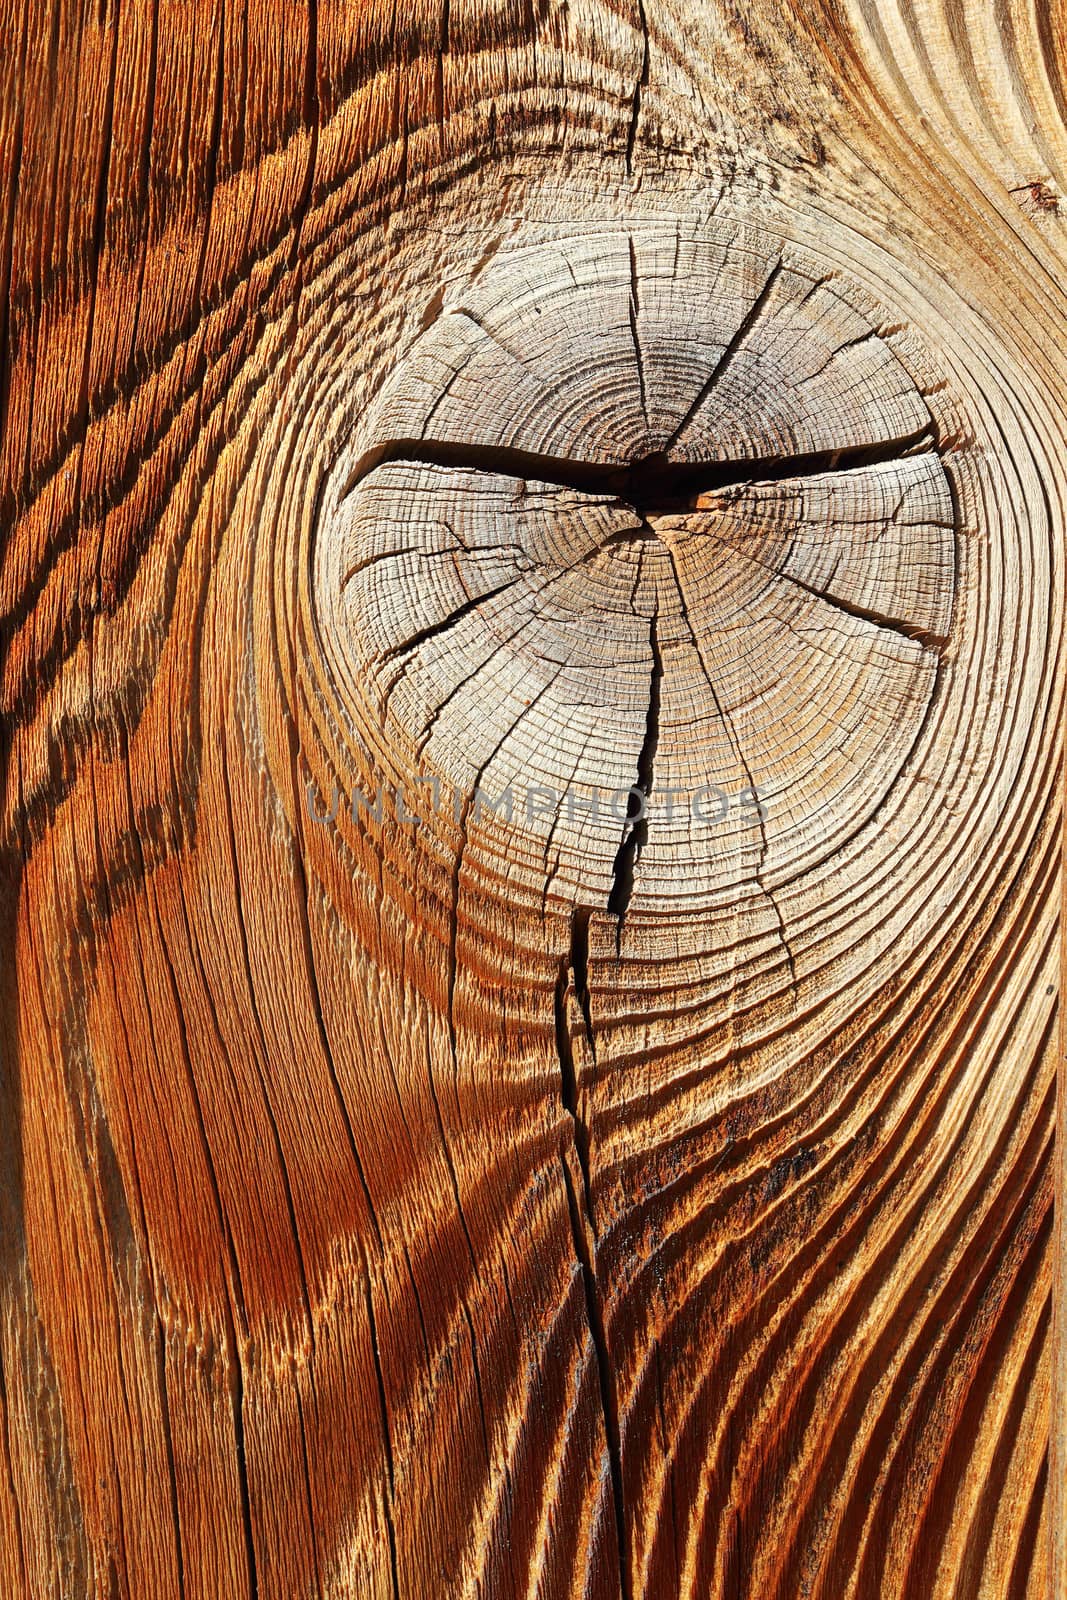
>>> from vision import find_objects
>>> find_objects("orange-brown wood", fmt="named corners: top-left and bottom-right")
top-left (1, 2), bottom-right (1065, 1596)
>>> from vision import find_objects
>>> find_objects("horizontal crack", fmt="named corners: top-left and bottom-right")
top-left (344, 423), bottom-right (939, 519)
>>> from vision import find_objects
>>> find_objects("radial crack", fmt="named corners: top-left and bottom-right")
top-left (628, 236), bottom-right (649, 432)
top-left (416, 612), bottom-right (543, 757)
top-left (701, 526), bottom-right (950, 652)
top-left (664, 545), bottom-right (798, 990)
top-left (378, 571), bottom-right (530, 667)
top-left (625, 0), bottom-right (650, 178)
top-left (554, 907), bottom-right (629, 1600)
top-left (555, 906), bottom-right (597, 1212)
top-left (765, 564), bottom-right (949, 652)
top-left (663, 256), bottom-right (784, 453)
top-left (607, 606), bottom-right (662, 935)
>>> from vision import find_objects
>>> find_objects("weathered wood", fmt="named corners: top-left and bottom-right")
top-left (1, 1), bottom-right (1064, 1596)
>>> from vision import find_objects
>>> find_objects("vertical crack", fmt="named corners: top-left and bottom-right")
top-left (153, 1321), bottom-right (186, 1600)
top-left (227, 1299), bottom-right (260, 1600)
top-left (628, 236), bottom-right (649, 433)
top-left (625, 0), bottom-right (649, 178)
top-left (554, 908), bottom-right (629, 1600)
top-left (293, 1389), bottom-right (323, 1600)
top-left (607, 608), bottom-right (662, 938)
top-left (436, 0), bottom-right (450, 157)
top-left (362, 1264), bottom-right (401, 1600)
top-left (555, 908), bottom-right (596, 1146)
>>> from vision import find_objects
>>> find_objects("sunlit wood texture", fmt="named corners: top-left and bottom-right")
top-left (1, 1), bottom-right (1065, 1596)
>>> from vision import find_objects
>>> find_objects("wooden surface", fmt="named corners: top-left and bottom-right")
top-left (1, 1), bottom-right (1065, 1596)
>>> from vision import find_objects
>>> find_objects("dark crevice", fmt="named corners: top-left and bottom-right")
top-left (291, 0), bottom-right (320, 267)
top-left (1005, 1446), bottom-right (1047, 1599)
top-left (0, 0), bottom-right (28, 448)
top-left (559, 1155), bottom-right (630, 1600)
top-left (712, 526), bottom-right (950, 651)
top-left (600, 523), bottom-right (660, 547)
top-left (571, 904), bottom-right (595, 1062)
top-left (461, 1300), bottom-right (493, 1465)
top-left (624, 0), bottom-right (650, 178)
top-left (218, 756), bottom-right (316, 1334)
top-left (67, 0), bottom-right (122, 647)
top-left (608, 610), bottom-right (661, 933)
top-left (378, 522), bottom-right (643, 717)
top-left (230, 1340), bottom-right (260, 1600)
top-left (555, 908), bottom-right (597, 1207)
top-left (415, 620), bottom-right (528, 756)
top-left (554, 908), bottom-right (629, 1600)
top-left (283, 753), bottom-right (387, 1262)
top-left (153, 1323), bottom-right (186, 1600)
top-left (344, 422), bottom-right (938, 520)
top-left (802, 327), bottom-right (878, 380)
top-left (189, 0), bottom-right (226, 318)
top-left (436, 0), bottom-right (450, 154)
top-left (628, 236), bottom-right (649, 430)
top-left (362, 1267), bottom-right (402, 1600)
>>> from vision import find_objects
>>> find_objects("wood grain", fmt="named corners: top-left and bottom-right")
top-left (1, 2), bottom-right (1064, 1596)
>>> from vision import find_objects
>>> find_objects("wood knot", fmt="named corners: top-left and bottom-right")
top-left (313, 221), bottom-right (956, 921)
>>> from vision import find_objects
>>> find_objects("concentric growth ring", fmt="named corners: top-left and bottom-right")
top-left (314, 222), bottom-right (956, 922)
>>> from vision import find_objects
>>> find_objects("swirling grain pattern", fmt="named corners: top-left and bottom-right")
top-left (0, 2), bottom-right (1064, 1597)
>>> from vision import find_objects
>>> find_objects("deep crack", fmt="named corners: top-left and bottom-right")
top-left (625, 0), bottom-right (650, 179)
top-left (555, 906), bottom-right (597, 1205)
top-left (607, 607), bottom-right (662, 935)
top-left (554, 907), bottom-right (629, 1600)
top-left (628, 236), bottom-right (649, 431)
top-left (344, 422), bottom-right (939, 519)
